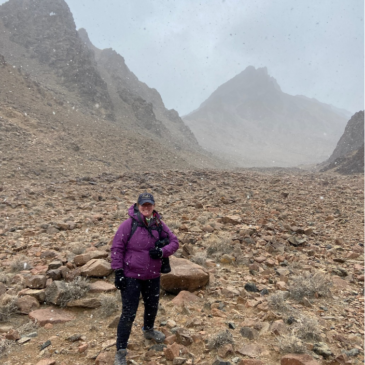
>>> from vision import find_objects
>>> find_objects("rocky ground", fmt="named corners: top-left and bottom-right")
top-left (0, 170), bottom-right (363, 365)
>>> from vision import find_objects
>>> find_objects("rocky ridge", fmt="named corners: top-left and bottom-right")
top-left (0, 57), bottom-right (222, 182)
top-left (0, 0), bottom-right (202, 155)
top-left (184, 66), bottom-right (348, 167)
top-left (320, 111), bottom-right (364, 175)
top-left (0, 170), bottom-right (363, 364)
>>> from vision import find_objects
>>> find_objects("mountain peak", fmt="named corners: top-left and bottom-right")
top-left (184, 66), bottom-right (348, 167)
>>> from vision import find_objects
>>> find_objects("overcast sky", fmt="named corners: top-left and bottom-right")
top-left (2, 0), bottom-right (363, 116)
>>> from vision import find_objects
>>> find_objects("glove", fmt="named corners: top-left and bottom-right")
top-left (114, 269), bottom-right (126, 291)
top-left (149, 247), bottom-right (163, 259)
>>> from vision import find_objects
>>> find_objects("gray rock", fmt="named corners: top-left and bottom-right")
top-left (313, 342), bottom-right (333, 358)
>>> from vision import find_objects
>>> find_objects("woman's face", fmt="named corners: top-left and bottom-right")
top-left (138, 203), bottom-right (155, 218)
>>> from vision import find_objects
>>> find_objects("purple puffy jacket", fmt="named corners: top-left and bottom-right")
top-left (111, 205), bottom-right (179, 280)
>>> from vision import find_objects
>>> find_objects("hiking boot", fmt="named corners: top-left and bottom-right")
top-left (143, 328), bottom-right (166, 343)
top-left (114, 349), bottom-right (127, 365)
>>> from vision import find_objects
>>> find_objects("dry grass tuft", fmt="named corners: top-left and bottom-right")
top-left (207, 330), bottom-right (234, 349)
top-left (99, 294), bottom-right (120, 318)
top-left (0, 271), bottom-right (8, 284)
top-left (10, 255), bottom-right (31, 272)
top-left (277, 334), bottom-right (306, 354)
top-left (190, 252), bottom-right (207, 266)
top-left (17, 321), bottom-right (38, 335)
top-left (0, 339), bottom-right (15, 358)
top-left (289, 272), bottom-right (332, 302)
top-left (0, 295), bottom-right (17, 322)
top-left (296, 315), bottom-right (322, 342)
top-left (206, 237), bottom-right (233, 257)
top-left (166, 220), bottom-right (181, 230)
top-left (268, 292), bottom-right (288, 311)
top-left (45, 277), bottom-right (90, 307)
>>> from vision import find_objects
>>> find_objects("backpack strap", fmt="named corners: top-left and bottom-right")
top-left (127, 216), bottom-right (164, 244)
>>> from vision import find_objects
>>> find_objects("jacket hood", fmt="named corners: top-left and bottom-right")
top-left (128, 204), bottom-right (161, 222)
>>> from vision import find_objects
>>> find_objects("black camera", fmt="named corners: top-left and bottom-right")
top-left (155, 238), bottom-right (171, 274)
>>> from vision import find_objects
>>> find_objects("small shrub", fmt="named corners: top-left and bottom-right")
top-left (99, 294), bottom-right (120, 318)
top-left (207, 330), bottom-right (234, 349)
top-left (268, 292), bottom-right (288, 311)
top-left (10, 256), bottom-right (30, 272)
top-left (190, 252), bottom-right (207, 266)
top-left (17, 321), bottom-right (38, 336)
top-left (278, 334), bottom-right (306, 354)
top-left (0, 339), bottom-right (14, 358)
top-left (46, 277), bottom-right (89, 307)
top-left (197, 216), bottom-right (208, 225)
top-left (289, 272), bottom-right (332, 302)
top-left (0, 296), bottom-right (17, 322)
top-left (0, 272), bottom-right (8, 284)
top-left (166, 220), bottom-right (181, 230)
top-left (206, 237), bottom-right (233, 257)
top-left (296, 315), bottom-right (321, 342)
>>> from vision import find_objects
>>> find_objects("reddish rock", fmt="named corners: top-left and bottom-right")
top-left (66, 297), bottom-right (101, 308)
top-left (80, 259), bottom-right (112, 277)
top-left (236, 344), bottom-right (262, 357)
top-left (89, 280), bottom-right (116, 293)
top-left (238, 360), bottom-right (264, 365)
top-left (164, 342), bottom-right (181, 361)
top-left (218, 343), bottom-right (234, 358)
top-left (276, 281), bottom-right (288, 290)
top-left (18, 288), bottom-right (46, 303)
top-left (29, 307), bottom-right (75, 326)
top-left (16, 295), bottom-right (40, 314)
top-left (35, 359), bottom-right (56, 365)
top-left (281, 354), bottom-right (319, 365)
top-left (270, 320), bottom-right (288, 336)
top-left (78, 342), bottom-right (88, 353)
top-left (221, 286), bottom-right (240, 297)
top-left (160, 256), bottom-right (209, 294)
top-left (74, 253), bottom-right (92, 266)
top-left (176, 328), bottom-right (193, 346)
top-left (31, 265), bottom-right (49, 275)
top-left (221, 215), bottom-right (242, 225)
top-left (25, 275), bottom-right (47, 289)
top-left (5, 329), bottom-right (20, 340)
top-left (169, 290), bottom-right (201, 307)
top-left (95, 352), bottom-right (115, 364)
top-left (357, 274), bottom-right (364, 281)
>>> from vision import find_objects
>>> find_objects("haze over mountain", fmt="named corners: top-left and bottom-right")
top-left (320, 110), bottom-right (364, 175)
top-left (184, 66), bottom-right (349, 167)
top-left (0, 0), bottom-right (223, 182)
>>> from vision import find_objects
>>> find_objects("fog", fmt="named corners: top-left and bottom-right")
top-left (0, 0), bottom-right (361, 116)
top-left (59, 0), bottom-right (363, 116)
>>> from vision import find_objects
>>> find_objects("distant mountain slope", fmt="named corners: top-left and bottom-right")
top-left (320, 111), bottom-right (364, 174)
top-left (184, 66), bottom-right (348, 167)
top-left (0, 57), bottom-right (221, 182)
top-left (0, 0), bottom-right (200, 153)
top-left (78, 29), bottom-right (198, 150)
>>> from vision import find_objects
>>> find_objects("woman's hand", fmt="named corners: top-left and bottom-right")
top-left (114, 269), bottom-right (126, 291)
top-left (149, 247), bottom-right (163, 259)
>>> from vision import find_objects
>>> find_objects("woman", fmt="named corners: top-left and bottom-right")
top-left (111, 192), bottom-right (179, 365)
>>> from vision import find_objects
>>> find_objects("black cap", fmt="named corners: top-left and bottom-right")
top-left (138, 192), bottom-right (155, 205)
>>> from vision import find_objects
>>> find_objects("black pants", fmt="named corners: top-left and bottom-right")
top-left (116, 276), bottom-right (160, 350)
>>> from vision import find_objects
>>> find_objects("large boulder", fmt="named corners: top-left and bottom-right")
top-left (29, 307), bottom-right (75, 326)
top-left (16, 295), bottom-right (40, 314)
top-left (80, 259), bottom-right (112, 277)
top-left (160, 256), bottom-right (209, 294)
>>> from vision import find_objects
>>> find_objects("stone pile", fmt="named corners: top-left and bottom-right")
top-left (0, 170), bottom-right (363, 364)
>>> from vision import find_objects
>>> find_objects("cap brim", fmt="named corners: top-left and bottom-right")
top-left (139, 199), bottom-right (155, 205)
